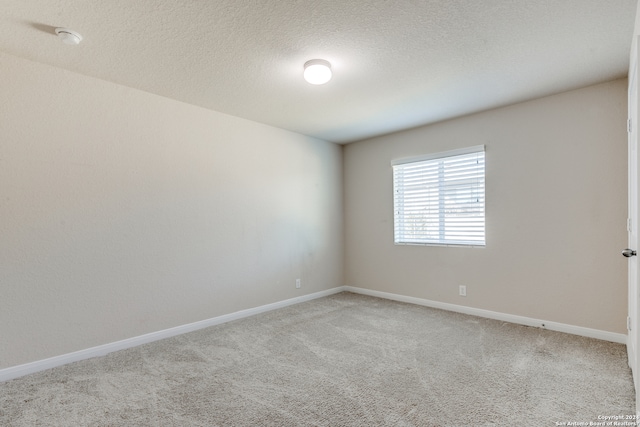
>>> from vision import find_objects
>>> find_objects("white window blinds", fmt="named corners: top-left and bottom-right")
top-left (392, 146), bottom-right (485, 247)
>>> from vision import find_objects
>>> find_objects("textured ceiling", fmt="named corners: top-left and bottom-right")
top-left (1, 0), bottom-right (637, 143)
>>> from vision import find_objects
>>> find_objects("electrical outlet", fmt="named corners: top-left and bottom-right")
top-left (296, 278), bottom-right (301, 289)
top-left (459, 285), bottom-right (467, 297)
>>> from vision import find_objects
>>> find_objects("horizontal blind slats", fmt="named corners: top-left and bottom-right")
top-left (393, 148), bottom-right (485, 246)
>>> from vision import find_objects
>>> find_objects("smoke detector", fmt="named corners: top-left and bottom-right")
top-left (55, 28), bottom-right (83, 46)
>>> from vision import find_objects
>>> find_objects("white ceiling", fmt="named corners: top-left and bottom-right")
top-left (1, 0), bottom-right (637, 144)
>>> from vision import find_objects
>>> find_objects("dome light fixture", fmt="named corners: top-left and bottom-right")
top-left (55, 28), bottom-right (83, 45)
top-left (303, 59), bottom-right (332, 85)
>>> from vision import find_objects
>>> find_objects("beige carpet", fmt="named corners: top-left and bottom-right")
top-left (0, 292), bottom-right (635, 426)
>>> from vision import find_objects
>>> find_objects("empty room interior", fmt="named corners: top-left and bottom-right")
top-left (3, 1), bottom-right (640, 425)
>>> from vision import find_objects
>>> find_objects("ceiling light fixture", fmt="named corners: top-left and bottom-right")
top-left (303, 59), bottom-right (332, 85)
top-left (55, 28), bottom-right (83, 45)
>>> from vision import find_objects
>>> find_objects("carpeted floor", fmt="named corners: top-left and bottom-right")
top-left (0, 292), bottom-right (635, 426)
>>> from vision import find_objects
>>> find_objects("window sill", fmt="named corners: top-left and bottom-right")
top-left (394, 242), bottom-right (486, 248)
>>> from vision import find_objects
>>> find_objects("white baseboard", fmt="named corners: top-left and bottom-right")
top-left (343, 286), bottom-right (627, 345)
top-left (1, 285), bottom-right (626, 383)
top-left (0, 287), bottom-right (345, 383)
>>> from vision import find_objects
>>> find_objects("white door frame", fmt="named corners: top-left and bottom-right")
top-left (628, 35), bottom-right (640, 416)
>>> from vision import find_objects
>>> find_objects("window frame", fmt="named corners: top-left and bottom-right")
top-left (391, 145), bottom-right (486, 248)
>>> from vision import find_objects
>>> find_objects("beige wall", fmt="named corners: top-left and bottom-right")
top-left (344, 79), bottom-right (628, 334)
top-left (0, 52), bottom-right (343, 369)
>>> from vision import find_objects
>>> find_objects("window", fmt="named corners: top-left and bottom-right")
top-left (392, 145), bottom-right (485, 247)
